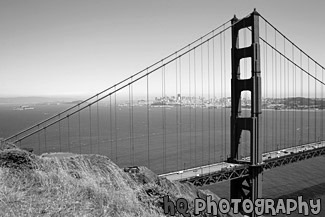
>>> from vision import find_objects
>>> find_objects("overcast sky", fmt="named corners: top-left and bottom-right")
top-left (1, 0), bottom-right (324, 97)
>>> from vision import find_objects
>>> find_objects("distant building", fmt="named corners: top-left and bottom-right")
top-left (177, 94), bottom-right (181, 102)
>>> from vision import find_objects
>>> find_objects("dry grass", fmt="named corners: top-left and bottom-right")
top-left (0, 147), bottom-right (164, 216)
top-left (0, 142), bottom-right (241, 217)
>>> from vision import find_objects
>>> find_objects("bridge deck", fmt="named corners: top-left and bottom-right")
top-left (159, 141), bottom-right (325, 186)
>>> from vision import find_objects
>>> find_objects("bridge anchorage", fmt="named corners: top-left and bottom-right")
top-left (229, 9), bottom-right (263, 216)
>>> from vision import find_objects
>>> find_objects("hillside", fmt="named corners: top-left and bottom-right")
top-left (0, 142), bottom-right (242, 217)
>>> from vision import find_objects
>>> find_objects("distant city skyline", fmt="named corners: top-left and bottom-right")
top-left (1, 1), bottom-right (325, 97)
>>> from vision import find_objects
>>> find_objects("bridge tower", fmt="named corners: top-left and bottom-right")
top-left (229, 9), bottom-right (263, 216)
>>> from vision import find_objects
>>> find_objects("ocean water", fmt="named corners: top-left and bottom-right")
top-left (203, 157), bottom-right (325, 217)
top-left (1, 103), bottom-right (324, 171)
top-left (1, 103), bottom-right (324, 216)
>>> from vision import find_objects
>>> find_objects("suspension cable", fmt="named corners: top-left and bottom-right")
top-left (4, 19), bottom-right (233, 143)
top-left (260, 14), bottom-right (325, 72)
top-left (9, 20), bottom-right (246, 144)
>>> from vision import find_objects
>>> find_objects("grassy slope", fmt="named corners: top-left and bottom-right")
top-left (0, 143), bottom-right (242, 217)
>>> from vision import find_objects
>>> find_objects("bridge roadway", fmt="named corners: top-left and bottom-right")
top-left (159, 141), bottom-right (325, 186)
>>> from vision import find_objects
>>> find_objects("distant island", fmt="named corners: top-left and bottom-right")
top-left (13, 105), bottom-right (34, 111)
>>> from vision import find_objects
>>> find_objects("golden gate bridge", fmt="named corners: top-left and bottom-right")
top-left (2, 9), bottom-right (325, 217)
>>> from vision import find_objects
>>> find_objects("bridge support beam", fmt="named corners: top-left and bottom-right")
top-left (230, 9), bottom-right (263, 217)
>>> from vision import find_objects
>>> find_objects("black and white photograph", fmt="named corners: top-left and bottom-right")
top-left (0, 1), bottom-right (324, 216)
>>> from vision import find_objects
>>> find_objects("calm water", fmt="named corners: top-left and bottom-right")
top-left (1, 103), bottom-right (325, 216)
top-left (1, 103), bottom-right (324, 172)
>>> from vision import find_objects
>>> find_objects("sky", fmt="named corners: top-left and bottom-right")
top-left (1, 0), bottom-right (325, 98)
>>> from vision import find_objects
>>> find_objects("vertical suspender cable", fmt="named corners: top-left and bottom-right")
top-left (277, 39), bottom-right (283, 149)
top-left (132, 77), bottom-right (134, 165)
top-left (321, 68), bottom-right (324, 141)
top-left (207, 40), bottom-right (211, 165)
top-left (67, 116), bottom-right (70, 152)
top-left (161, 65), bottom-right (163, 171)
top-left (271, 35), bottom-right (274, 150)
top-left (162, 64), bottom-right (164, 172)
top-left (188, 45), bottom-right (192, 166)
top-left (89, 105), bottom-right (92, 153)
top-left (284, 38), bottom-right (288, 147)
top-left (262, 29), bottom-right (265, 153)
top-left (264, 21), bottom-right (267, 152)
top-left (131, 77), bottom-right (134, 165)
top-left (220, 34), bottom-right (223, 160)
top-left (290, 42), bottom-right (293, 148)
top-left (308, 57), bottom-right (310, 143)
top-left (146, 70), bottom-right (150, 168)
top-left (97, 95), bottom-right (100, 153)
top-left (283, 36), bottom-right (285, 148)
top-left (115, 86), bottom-right (118, 162)
top-left (129, 79), bottom-right (132, 164)
top-left (212, 33), bottom-right (216, 162)
top-left (38, 125), bottom-right (41, 154)
top-left (130, 76), bottom-right (135, 165)
top-left (293, 46), bottom-right (296, 146)
top-left (292, 44), bottom-right (296, 147)
top-left (194, 49), bottom-right (197, 166)
top-left (275, 31), bottom-right (278, 150)
top-left (287, 46), bottom-right (298, 146)
top-left (223, 25), bottom-right (227, 158)
top-left (282, 40), bottom-right (285, 147)
top-left (315, 63), bottom-right (317, 142)
top-left (179, 57), bottom-right (183, 169)
top-left (110, 95), bottom-right (113, 158)
top-left (300, 51), bottom-right (303, 144)
top-left (164, 64), bottom-right (166, 172)
top-left (201, 38), bottom-right (204, 165)
top-left (106, 100), bottom-right (109, 156)
top-left (44, 128), bottom-right (47, 152)
top-left (175, 52), bottom-right (179, 170)
top-left (59, 115), bottom-right (61, 152)
top-left (78, 105), bottom-right (81, 154)
top-left (162, 63), bottom-right (166, 172)
top-left (290, 45), bottom-right (293, 147)
top-left (285, 45), bottom-right (290, 146)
